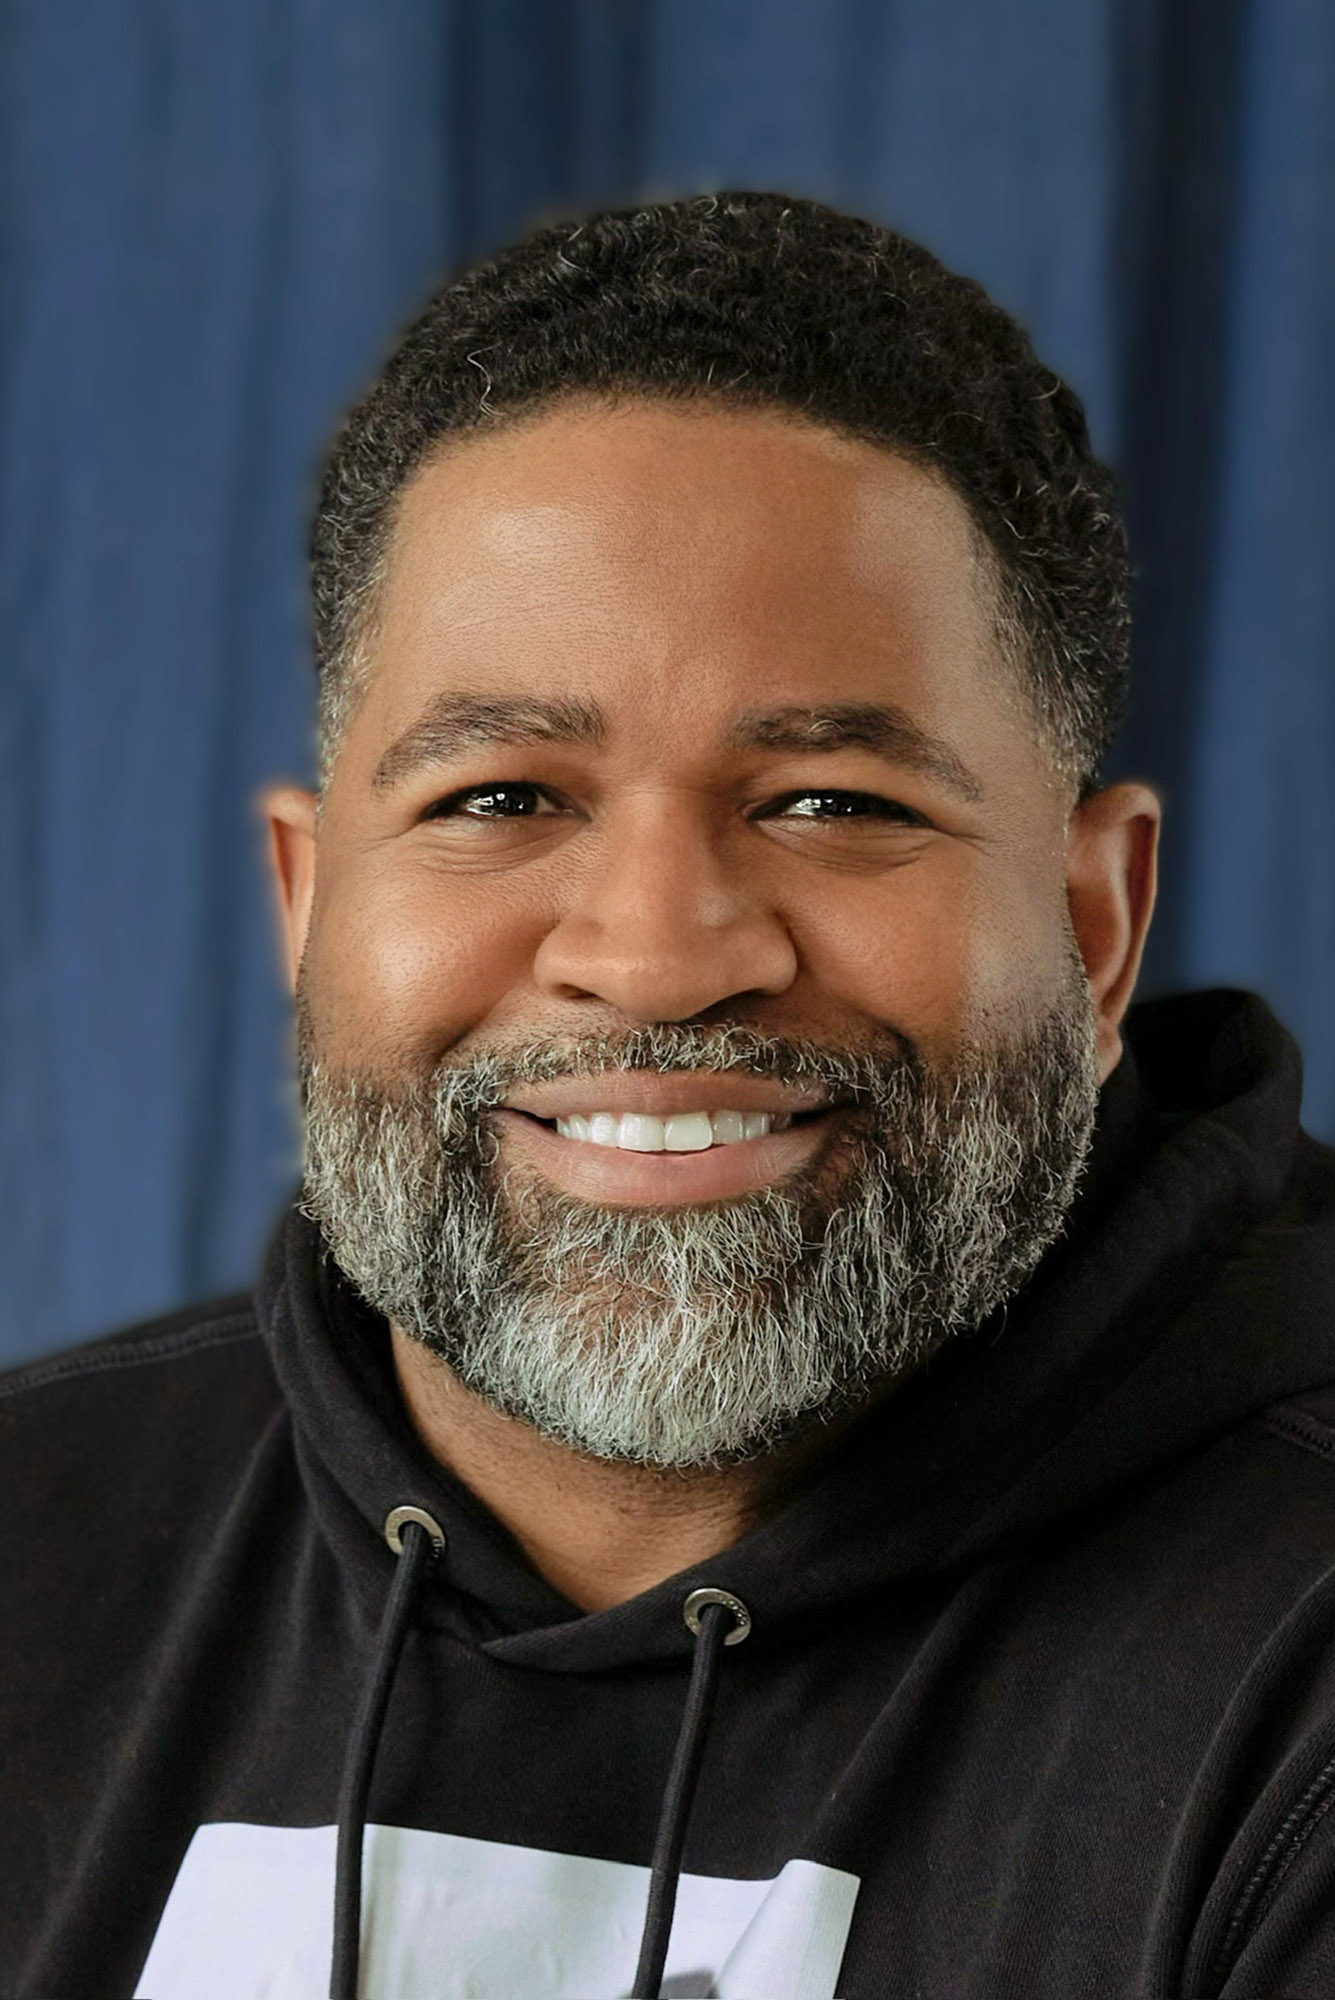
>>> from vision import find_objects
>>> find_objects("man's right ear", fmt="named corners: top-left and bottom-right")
top-left (259, 785), bottom-right (318, 993)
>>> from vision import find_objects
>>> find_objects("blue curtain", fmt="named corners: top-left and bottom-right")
top-left (2, 1), bottom-right (1331, 1364)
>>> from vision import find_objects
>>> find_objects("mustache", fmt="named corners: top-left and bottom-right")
top-left (334, 1021), bottom-right (924, 1115)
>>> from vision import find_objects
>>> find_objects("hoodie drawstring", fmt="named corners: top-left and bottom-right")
top-left (331, 1521), bottom-right (748, 2000)
top-left (631, 1586), bottom-right (752, 2000)
top-left (330, 1507), bottom-right (444, 2000)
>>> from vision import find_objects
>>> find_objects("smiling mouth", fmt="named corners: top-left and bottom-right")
top-left (515, 1105), bottom-right (836, 1153)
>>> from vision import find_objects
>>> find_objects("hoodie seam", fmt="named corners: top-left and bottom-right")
top-left (0, 1316), bottom-right (260, 1402)
top-left (1260, 1407), bottom-right (1335, 1464)
top-left (1206, 1747), bottom-right (1335, 1988)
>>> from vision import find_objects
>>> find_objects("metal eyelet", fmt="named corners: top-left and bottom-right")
top-left (682, 1586), bottom-right (752, 1646)
top-left (383, 1504), bottom-right (446, 1560)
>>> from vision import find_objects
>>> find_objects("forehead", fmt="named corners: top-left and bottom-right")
top-left (350, 398), bottom-right (1041, 785)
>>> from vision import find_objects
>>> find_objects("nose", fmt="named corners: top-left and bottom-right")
top-left (531, 800), bottom-right (799, 1021)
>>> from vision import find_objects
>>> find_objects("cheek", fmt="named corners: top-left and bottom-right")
top-left (301, 857), bottom-right (549, 1069)
top-left (790, 858), bottom-right (1068, 1050)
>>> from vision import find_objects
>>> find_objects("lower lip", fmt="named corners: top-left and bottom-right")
top-left (492, 1108), bottom-right (839, 1205)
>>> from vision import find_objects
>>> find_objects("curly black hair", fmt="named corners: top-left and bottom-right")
top-left (312, 191), bottom-right (1128, 796)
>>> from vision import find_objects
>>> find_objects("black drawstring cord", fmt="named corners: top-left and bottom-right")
top-left (631, 1588), bottom-right (751, 2000)
top-left (330, 1507), bottom-right (443, 2000)
top-left (328, 1518), bottom-right (739, 2000)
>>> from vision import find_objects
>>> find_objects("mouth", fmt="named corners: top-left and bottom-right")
top-left (493, 1083), bottom-right (847, 1205)
top-left (535, 1104), bottom-right (815, 1149)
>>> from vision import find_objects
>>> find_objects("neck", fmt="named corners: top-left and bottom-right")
top-left (389, 1326), bottom-right (837, 1611)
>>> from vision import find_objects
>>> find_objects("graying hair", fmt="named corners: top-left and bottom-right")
top-left (311, 193), bottom-right (1129, 794)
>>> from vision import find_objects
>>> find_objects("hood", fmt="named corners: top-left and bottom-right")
top-left (260, 989), bottom-right (1335, 1674)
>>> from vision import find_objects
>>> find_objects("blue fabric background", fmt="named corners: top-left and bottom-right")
top-left (1, 1), bottom-right (1331, 1363)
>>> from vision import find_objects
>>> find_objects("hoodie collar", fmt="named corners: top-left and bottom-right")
top-left (262, 990), bottom-right (1335, 1671)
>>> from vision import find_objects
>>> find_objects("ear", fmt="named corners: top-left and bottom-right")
top-left (1066, 782), bottom-right (1161, 1081)
top-left (258, 784), bottom-right (318, 993)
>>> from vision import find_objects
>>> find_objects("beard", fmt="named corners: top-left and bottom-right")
top-left (298, 966), bottom-right (1099, 1470)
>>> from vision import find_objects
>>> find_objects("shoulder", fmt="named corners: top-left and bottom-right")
top-left (0, 1290), bottom-right (273, 1410)
top-left (0, 1291), bottom-right (265, 1392)
top-left (0, 1294), bottom-right (294, 1698)
top-left (1172, 1397), bottom-right (1335, 1991)
top-left (0, 1292), bottom-right (282, 1503)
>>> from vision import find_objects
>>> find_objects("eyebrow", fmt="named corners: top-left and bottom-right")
top-left (373, 693), bottom-right (606, 789)
top-left (373, 690), bottom-right (983, 805)
top-left (729, 702), bottom-right (984, 803)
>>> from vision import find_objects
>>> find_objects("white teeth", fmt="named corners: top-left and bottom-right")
top-left (552, 1109), bottom-right (798, 1150)
top-left (619, 1113), bottom-right (664, 1153)
top-left (664, 1112), bottom-right (714, 1152)
top-left (710, 1111), bottom-right (747, 1146)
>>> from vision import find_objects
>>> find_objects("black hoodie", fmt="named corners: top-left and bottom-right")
top-left (4, 990), bottom-right (1335, 1999)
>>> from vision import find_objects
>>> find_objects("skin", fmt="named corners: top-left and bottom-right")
top-left (265, 398), bottom-right (1159, 1611)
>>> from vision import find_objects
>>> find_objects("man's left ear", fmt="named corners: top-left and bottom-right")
top-left (1066, 782), bottom-right (1161, 1081)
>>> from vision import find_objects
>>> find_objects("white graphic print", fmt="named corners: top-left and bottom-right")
top-left (136, 1821), bottom-right (860, 1998)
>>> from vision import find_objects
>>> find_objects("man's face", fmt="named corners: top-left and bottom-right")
top-left (273, 399), bottom-right (1154, 1465)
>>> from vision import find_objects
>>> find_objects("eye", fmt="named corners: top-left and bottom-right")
top-left (424, 782), bottom-right (565, 821)
top-left (753, 789), bottom-right (933, 827)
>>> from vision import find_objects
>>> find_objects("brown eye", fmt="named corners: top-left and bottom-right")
top-left (428, 784), bottom-right (562, 820)
top-left (758, 789), bottom-right (932, 826)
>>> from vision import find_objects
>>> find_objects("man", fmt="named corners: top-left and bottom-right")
top-left (3, 191), bottom-right (1334, 2000)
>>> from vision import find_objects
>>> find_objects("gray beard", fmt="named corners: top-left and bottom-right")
top-left (298, 979), bottom-right (1099, 1470)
